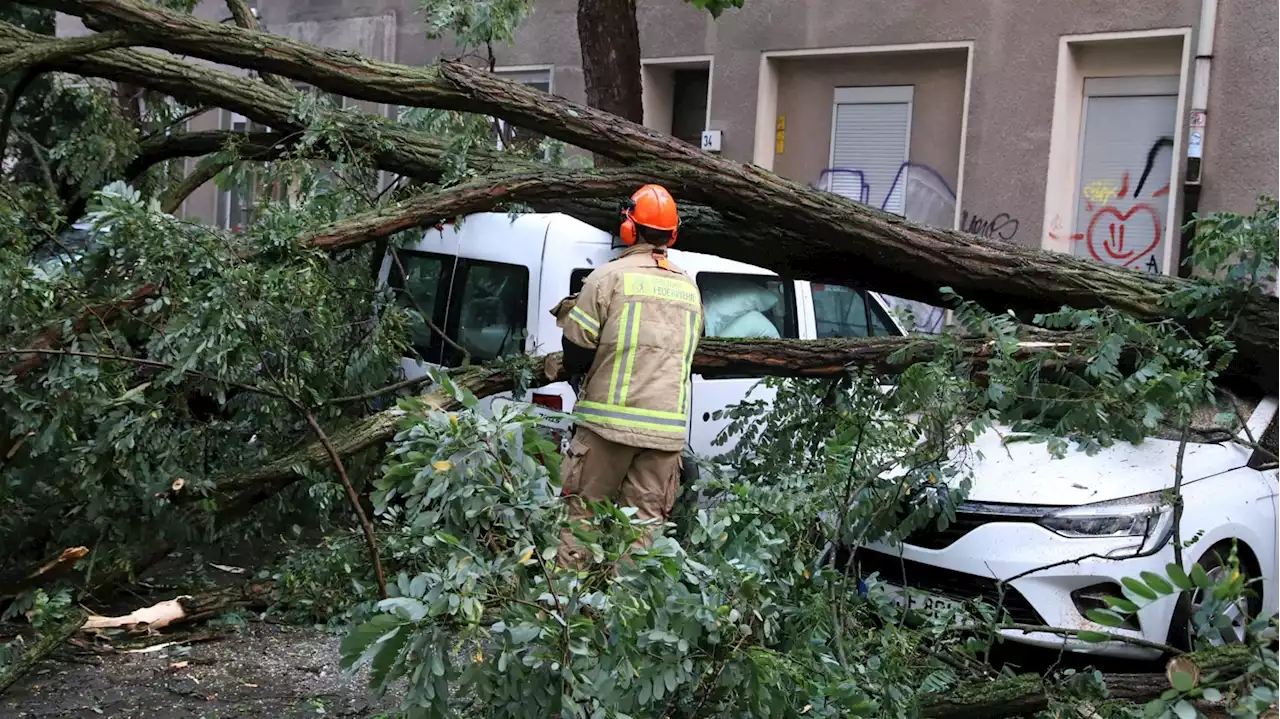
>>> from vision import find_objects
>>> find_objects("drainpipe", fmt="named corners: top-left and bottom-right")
top-left (1186, 0), bottom-right (1215, 185)
top-left (1177, 0), bottom-right (1216, 276)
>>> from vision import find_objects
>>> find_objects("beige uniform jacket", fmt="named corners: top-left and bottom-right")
top-left (557, 245), bottom-right (704, 452)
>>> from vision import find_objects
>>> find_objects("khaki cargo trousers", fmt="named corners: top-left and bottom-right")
top-left (555, 425), bottom-right (682, 569)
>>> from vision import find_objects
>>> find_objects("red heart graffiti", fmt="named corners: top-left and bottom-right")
top-left (1085, 204), bottom-right (1162, 268)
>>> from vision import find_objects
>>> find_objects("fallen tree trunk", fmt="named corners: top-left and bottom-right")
top-left (920, 645), bottom-right (1250, 719)
top-left (203, 331), bottom-right (1079, 515)
top-left (23, 0), bottom-right (1272, 392)
top-left (80, 583), bottom-right (271, 633)
top-left (0, 608), bottom-right (88, 696)
top-left (0, 22), bottom-right (760, 257)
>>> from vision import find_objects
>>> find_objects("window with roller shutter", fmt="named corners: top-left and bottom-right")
top-left (825, 86), bottom-right (913, 215)
top-left (1071, 76), bottom-right (1178, 275)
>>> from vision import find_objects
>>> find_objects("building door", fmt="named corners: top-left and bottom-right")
top-left (825, 85), bottom-right (913, 214)
top-left (1072, 77), bottom-right (1178, 275)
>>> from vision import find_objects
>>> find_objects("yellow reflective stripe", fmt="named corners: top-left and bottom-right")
top-left (576, 400), bottom-right (685, 421)
top-left (574, 402), bottom-right (686, 434)
top-left (568, 304), bottom-right (596, 332)
top-left (622, 273), bottom-right (699, 307)
top-left (568, 307), bottom-right (599, 339)
top-left (608, 303), bottom-right (632, 404)
top-left (677, 309), bottom-right (695, 412)
top-left (618, 303), bottom-right (642, 406)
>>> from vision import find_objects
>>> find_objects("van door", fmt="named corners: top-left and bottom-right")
top-left (809, 283), bottom-right (901, 338)
top-left (687, 271), bottom-right (801, 460)
top-left (379, 224), bottom-right (461, 381)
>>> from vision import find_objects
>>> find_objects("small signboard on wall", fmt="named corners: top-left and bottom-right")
top-left (700, 129), bottom-right (722, 153)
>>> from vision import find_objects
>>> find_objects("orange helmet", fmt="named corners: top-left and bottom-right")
top-left (619, 184), bottom-right (679, 247)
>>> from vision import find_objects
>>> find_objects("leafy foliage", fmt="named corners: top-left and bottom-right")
top-left (341, 325), bottom-right (1250, 718)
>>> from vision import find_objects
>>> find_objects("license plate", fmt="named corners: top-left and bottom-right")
top-left (877, 584), bottom-right (963, 616)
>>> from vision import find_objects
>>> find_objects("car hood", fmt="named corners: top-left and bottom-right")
top-left (956, 426), bottom-right (1255, 506)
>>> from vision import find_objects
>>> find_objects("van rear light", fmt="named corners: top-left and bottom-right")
top-left (532, 392), bottom-right (563, 411)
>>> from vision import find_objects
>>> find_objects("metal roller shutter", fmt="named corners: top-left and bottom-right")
top-left (827, 86), bottom-right (913, 215)
top-left (1072, 76), bottom-right (1179, 274)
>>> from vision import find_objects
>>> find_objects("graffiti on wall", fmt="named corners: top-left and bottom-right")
top-left (960, 211), bottom-right (1019, 241)
top-left (815, 162), bottom-right (1021, 241)
top-left (1049, 136), bottom-right (1173, 275)
top-left (812, 161), bottom-right (1022, 334)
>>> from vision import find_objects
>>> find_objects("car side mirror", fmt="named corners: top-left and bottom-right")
top-left (1246, 412), bottom-right (1278, 471)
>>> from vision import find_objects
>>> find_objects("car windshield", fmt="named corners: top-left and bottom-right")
top-left (1150, 388), bottom-right (1268, 443)
top-left (29, 227), bottom-right (97, 266)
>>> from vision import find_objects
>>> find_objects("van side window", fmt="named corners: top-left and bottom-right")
top-left (389, 251), bottom-right (448, 356)
top-left (449, 260), bottom-right (530, 366)
top-left (697, 273), bottom-right (798, 339)
top-left (388, 251), bottom-right (529, 368)
top-left (570, 268), bottom-right (592, 295)
top-left (811, 283), bottom-right (894, 338)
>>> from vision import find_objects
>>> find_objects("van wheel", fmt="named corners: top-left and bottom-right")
top-left (1169, 541), bottom-right (1263, 651)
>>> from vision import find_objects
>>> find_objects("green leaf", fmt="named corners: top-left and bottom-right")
top-left (1141, 571), bottom-right (1175, 595)
top-left (1190, 563), bottom-right (1212, 589)
top-left (1172, 699), bottom-right (1197, 719)
top-left (368, 626), bottom-right (411, 688)
top-left (1086, 608), bottom-right (1127, 628)
top-left (1169, 670), bottom-right (1196, 692)
top-left (1076, 631), bottom-right (1111, 643)
top-left (1165, 563), bottom-right (1194, 591)
top-left (1103, 596), bottom-right (1141, 613)
top-left (1122, 576), bottom-right (1159, 600)
top-left (507, 624), bottom-right (540, 644)
top-left (1201, 687), bottom-right (1222, 702)
top-left (340, 614), bottom-right (401, 667)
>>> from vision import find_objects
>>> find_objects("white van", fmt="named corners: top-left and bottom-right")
top-left (375, 211), bottom-right (904, 460)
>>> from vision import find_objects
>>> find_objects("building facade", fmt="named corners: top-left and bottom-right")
top-left (62, 0), bottom-right (1279, 277)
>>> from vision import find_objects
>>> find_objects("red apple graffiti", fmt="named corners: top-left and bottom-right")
top-left (1084, 204), bottom-right (1162, 268)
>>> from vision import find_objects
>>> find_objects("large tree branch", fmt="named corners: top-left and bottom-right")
top-left (0, 22), bottom-right (752, 253)
top-left (124, 129), bottom-right (291, 181)
top-left (220, 0), bottom-right (291, 94)
top-left (202, 332), bottom-right (1080, 514)
top-left (0, 28), bottom-right (130, 76)
top-left (20, 0), bottom-right (1274, 392)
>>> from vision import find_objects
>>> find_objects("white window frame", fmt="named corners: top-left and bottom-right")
top-left (827, 85), bottom-right (914, 213)
top-left (493, 67), bottom-right (553, 154)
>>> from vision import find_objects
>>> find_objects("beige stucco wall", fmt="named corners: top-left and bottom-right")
top-left (1199, 0), bottom-right (1280, 215)
top-left (770, 51), bottom-right (966, 193)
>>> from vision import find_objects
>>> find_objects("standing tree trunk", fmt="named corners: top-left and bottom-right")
top-left (577, 0), bottom-right (644, 166)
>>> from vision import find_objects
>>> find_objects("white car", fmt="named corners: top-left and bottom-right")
top-left (855, 397), bottom-right (1279, 658)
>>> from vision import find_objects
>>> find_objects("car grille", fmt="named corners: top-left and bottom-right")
top-left (901, 504), bottom-right (1047, 550)
top-left (856, 548), bottom-right (1045, 625)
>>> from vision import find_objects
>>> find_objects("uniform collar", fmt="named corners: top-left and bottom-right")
top-left (619, 243), bottom-right (666, 259)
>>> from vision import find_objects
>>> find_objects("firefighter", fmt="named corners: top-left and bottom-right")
top-left (552, 184), bottom-right (704, 568)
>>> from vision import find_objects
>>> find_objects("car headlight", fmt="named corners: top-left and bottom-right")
top-left (1038, 491), bottom-right (1174, 554)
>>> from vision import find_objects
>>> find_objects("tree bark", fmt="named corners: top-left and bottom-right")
top-left (0, 29), bottom-right (129, 76)
top-left (920, 646), bottom-right (1250, 719)
top-left (219, 0), bottom-right (291, 93)
top-left (576, 0), bottom-right (644, 165)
